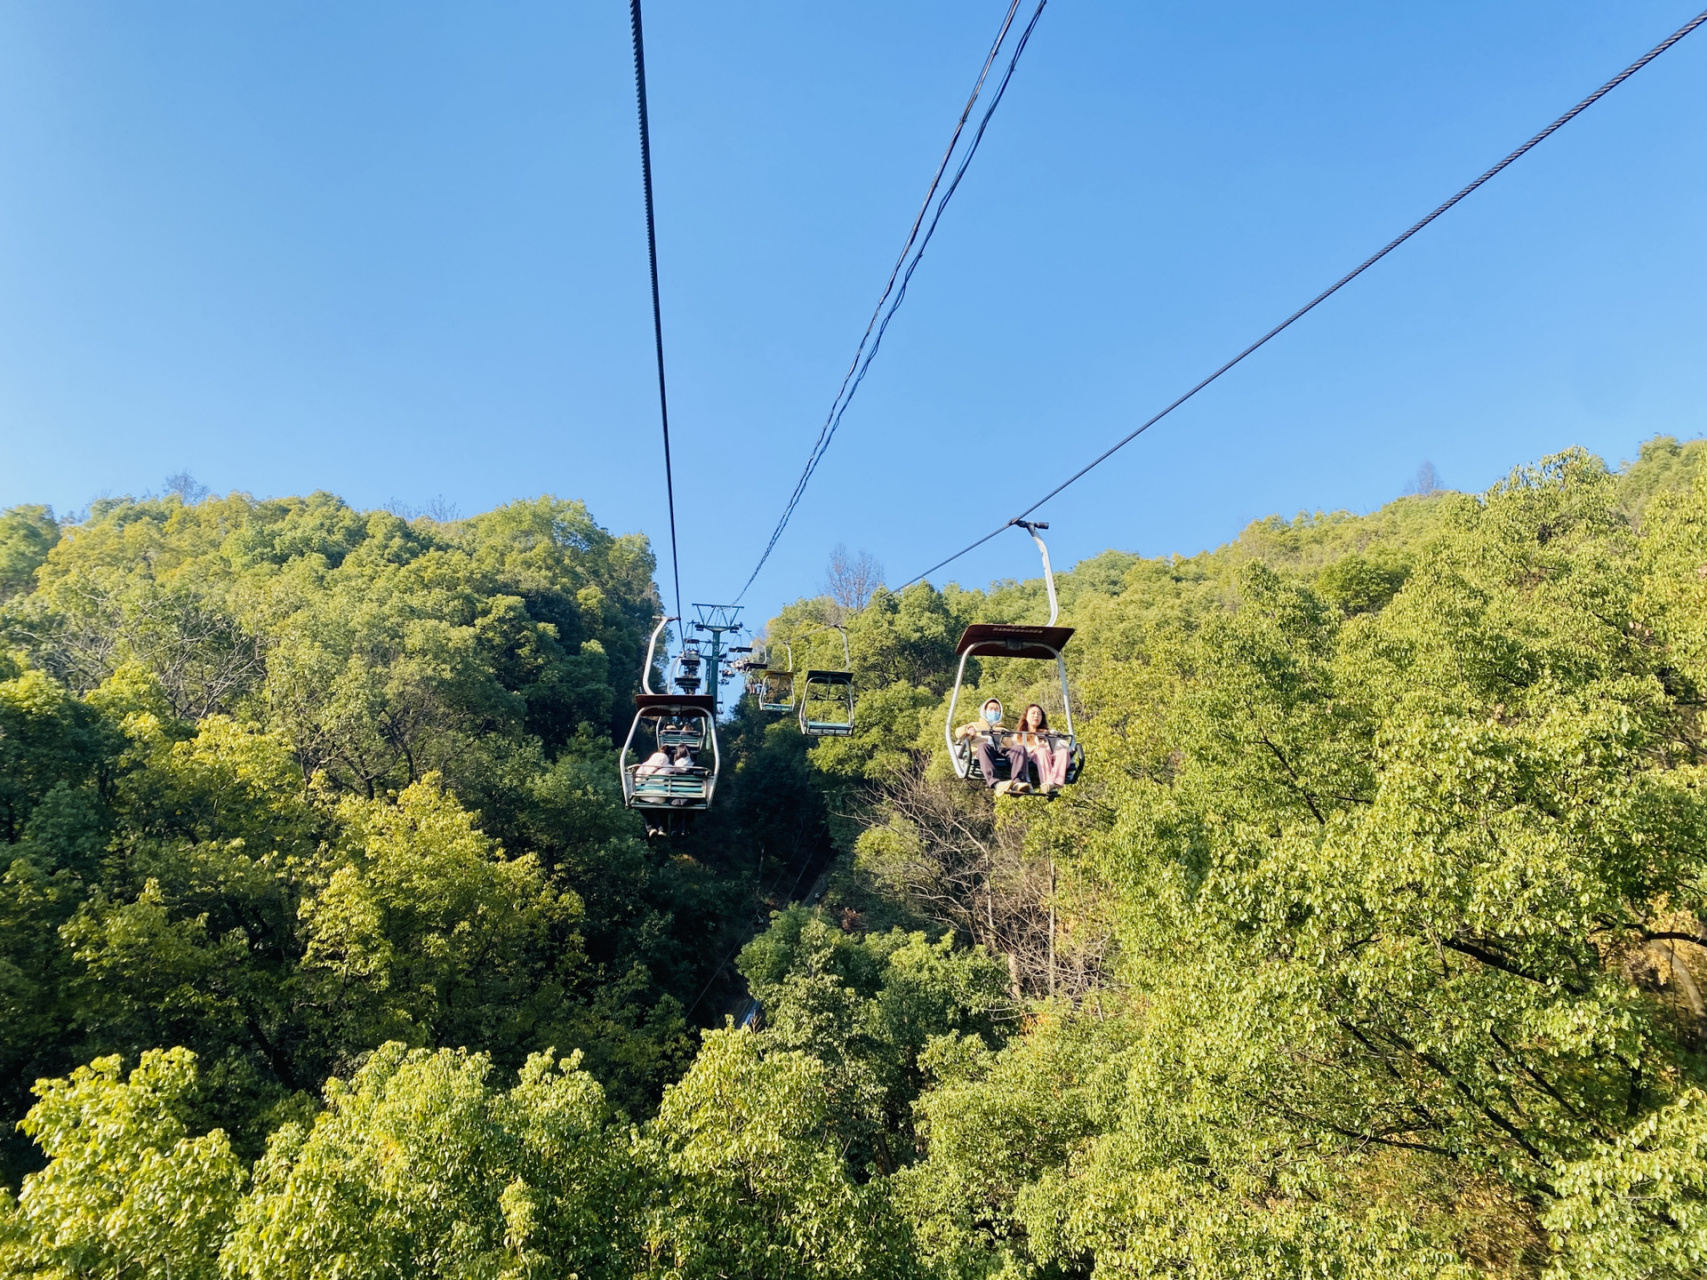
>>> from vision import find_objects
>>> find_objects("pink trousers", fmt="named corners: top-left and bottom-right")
top-left (1024, 744), bottom-right (1070, 788)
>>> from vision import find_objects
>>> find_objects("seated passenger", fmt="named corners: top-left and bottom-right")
top-left (668, 745), bottom-right (698, 805)
top-left (635, 748), bottom-right (671, 777)
top-left (1014, 703), bottom-right (1070, 794)
top-left (954, 697), bottom-right (1030, 794)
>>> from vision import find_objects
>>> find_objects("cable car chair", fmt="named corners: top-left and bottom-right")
top-left (945, 522), bottom-right (1084, 794)
top-left (749, 641), bottom-right (796, 713)
top-left (796, 624), bottom-right (855, 738)
top-left (620, 618), bottom-right (720, 835)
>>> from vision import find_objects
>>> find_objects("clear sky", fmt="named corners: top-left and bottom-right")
top-left (2, 1), bottom-right (1704, 627)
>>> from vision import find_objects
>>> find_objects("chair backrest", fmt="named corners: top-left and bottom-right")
top-left (625, 766), bottom-right (712, 806)
top-left (798, 669), bottom-right (854, 737)
top-left (657, 720), bottom-right (707, 748)
top-left (758, 668), bottom-right (795, 712)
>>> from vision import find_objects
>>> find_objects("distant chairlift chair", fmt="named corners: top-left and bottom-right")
top-left (797, 624), bottom-right (854, 738)
top-left (750, 641), bottom-right (796, 714)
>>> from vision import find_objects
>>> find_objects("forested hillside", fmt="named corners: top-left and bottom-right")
top-left (5, 439), bottom-right (1707, 1277)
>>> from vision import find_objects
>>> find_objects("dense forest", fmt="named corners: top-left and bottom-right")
top-left (4, 438), bottom-right (1707, 1277)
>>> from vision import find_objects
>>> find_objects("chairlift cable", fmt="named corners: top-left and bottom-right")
top-left (904, 5), bottom-right (1707, 588)
top-left (735, 0), bottom-right (1048, 602)
top-left (788, 0), bottom-right (1023, 523)
top-left (630, 0), bottom-right (684, 622)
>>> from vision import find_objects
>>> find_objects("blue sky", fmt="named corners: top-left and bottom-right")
top-left (1, 1), bottom-right (1704, 627)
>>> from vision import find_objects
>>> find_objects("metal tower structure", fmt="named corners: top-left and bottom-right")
top-left (690, 603), bottom-right (743, 718)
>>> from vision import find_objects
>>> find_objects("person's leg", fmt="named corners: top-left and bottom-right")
top-left (1016, 745), bottom-right (1057, 789)
top-left (1004, 744), bottom-right (1031, 790)
top-left (975, 739), bottom-right (1004, 787)
top-left (1045, 746), bottom-right (1070, 788)
top-left (1019, 746), bottom-right (1043, 787)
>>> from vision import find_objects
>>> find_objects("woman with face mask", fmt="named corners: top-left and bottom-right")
top-left (954, 697), bottom-right (1031, 794)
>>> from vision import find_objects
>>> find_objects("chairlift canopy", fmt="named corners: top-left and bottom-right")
top-left (633, 694), bottom-right (716, 716)
top-left (954, 624), bottom-right (1075, 661)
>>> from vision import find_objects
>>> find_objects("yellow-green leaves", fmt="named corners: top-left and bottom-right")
top-left (301, 779), bottom-right (583, 1052)
top-left (225, 1042), bottom-right (632, 1280)
top-left (642, 1027), bottom-right (912, 1279)
top-left (0, 1048), bottom-right (244, 1280)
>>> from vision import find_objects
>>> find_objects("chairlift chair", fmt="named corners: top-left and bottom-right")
top-left (656, 716), bottom-right (708, 751)
top-left (620, 618), bottom-right (721, 835)
top-left (944, 523), bottom-right (1084, 795)
top-left (752, 641), bottom-right (796, 713)
top-left (797, 624), bottom-right (855, 738)
top-left (621, 693), bottom-right (719, 810)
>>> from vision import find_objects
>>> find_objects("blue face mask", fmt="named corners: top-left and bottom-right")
top-left (983, 706), bottom-right (1001, 724)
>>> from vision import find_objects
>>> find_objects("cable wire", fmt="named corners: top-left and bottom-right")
top-left (763, 0), bottom-right (1022, 553)
top-left (736, 0), bottom-right (1048, 601)
top-left (630, 0), bottom-right (684, 622)
top-left (905, 5), bottom-right (1707, 588)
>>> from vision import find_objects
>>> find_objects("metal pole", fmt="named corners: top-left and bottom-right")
top-left (707, 626), bottom-right (724, 718)
top-left (1047, 857), bottom-right (1056, 999)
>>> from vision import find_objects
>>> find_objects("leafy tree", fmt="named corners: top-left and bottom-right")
top-left (0, 488), bottom-right (744, 1178)
top-left (11, 441), bottom-right (1707, 1273)
top-left (738, 907), bottom-right (1010, 1173)
top-left (225, 1041), bottom-right (634, 1280)
top-left (639, 1027), bottom-right (912, 1279)
top-left (300, 777), bottom-right (584, 1062)
top-left (0, 1048), bottom-right (245, 1280)
top-left (1543, 1087), bottom-right (1707, 1278)
top-left (0, 507), bottom-right (59, 603)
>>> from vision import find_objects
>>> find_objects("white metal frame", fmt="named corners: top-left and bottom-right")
top-left (796, 623), bottom-right (854, 737)
top-left (943, 523), bottom-right (1082, 786)
top-left (620, 615), bottom-right (722, 810)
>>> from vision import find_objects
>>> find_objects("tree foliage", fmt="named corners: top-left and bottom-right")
top-left (9, 442), bottom-right (1707, 1275)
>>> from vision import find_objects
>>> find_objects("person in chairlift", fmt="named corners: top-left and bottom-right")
top-left (1014, 702), bottom-right (1070, 794)
top-left (954, 697), bottom-right (1030, 794)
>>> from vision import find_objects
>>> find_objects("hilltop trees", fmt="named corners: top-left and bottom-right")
top-left (0, 491), bottom-right (736, 1184)
top-left (7, 440), bottom-right (1707, 1274)
top-left (809, 446), bottom-right (1707, 1275)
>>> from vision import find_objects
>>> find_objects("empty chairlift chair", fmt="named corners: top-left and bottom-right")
top-left (751, 642), bottom-right (796, 714)
top-left (796, 624), bottom-right (854, 738)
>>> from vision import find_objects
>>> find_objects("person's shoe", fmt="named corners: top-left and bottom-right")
top-left (993, 780), bottom-right (1013, 795)
top-left (1008, 780), bottom-right (1032, 794)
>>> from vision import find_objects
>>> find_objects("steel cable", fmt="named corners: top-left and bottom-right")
top-left (736, 0), bottom-right (1049, 601)
top-left (905, 6), bottom-right (1707, 588)
top-left (630, 0), bottom-right (684, 622)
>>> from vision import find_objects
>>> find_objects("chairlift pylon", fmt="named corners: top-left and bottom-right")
top-left (945, 522), bottom-right (1084, 796)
